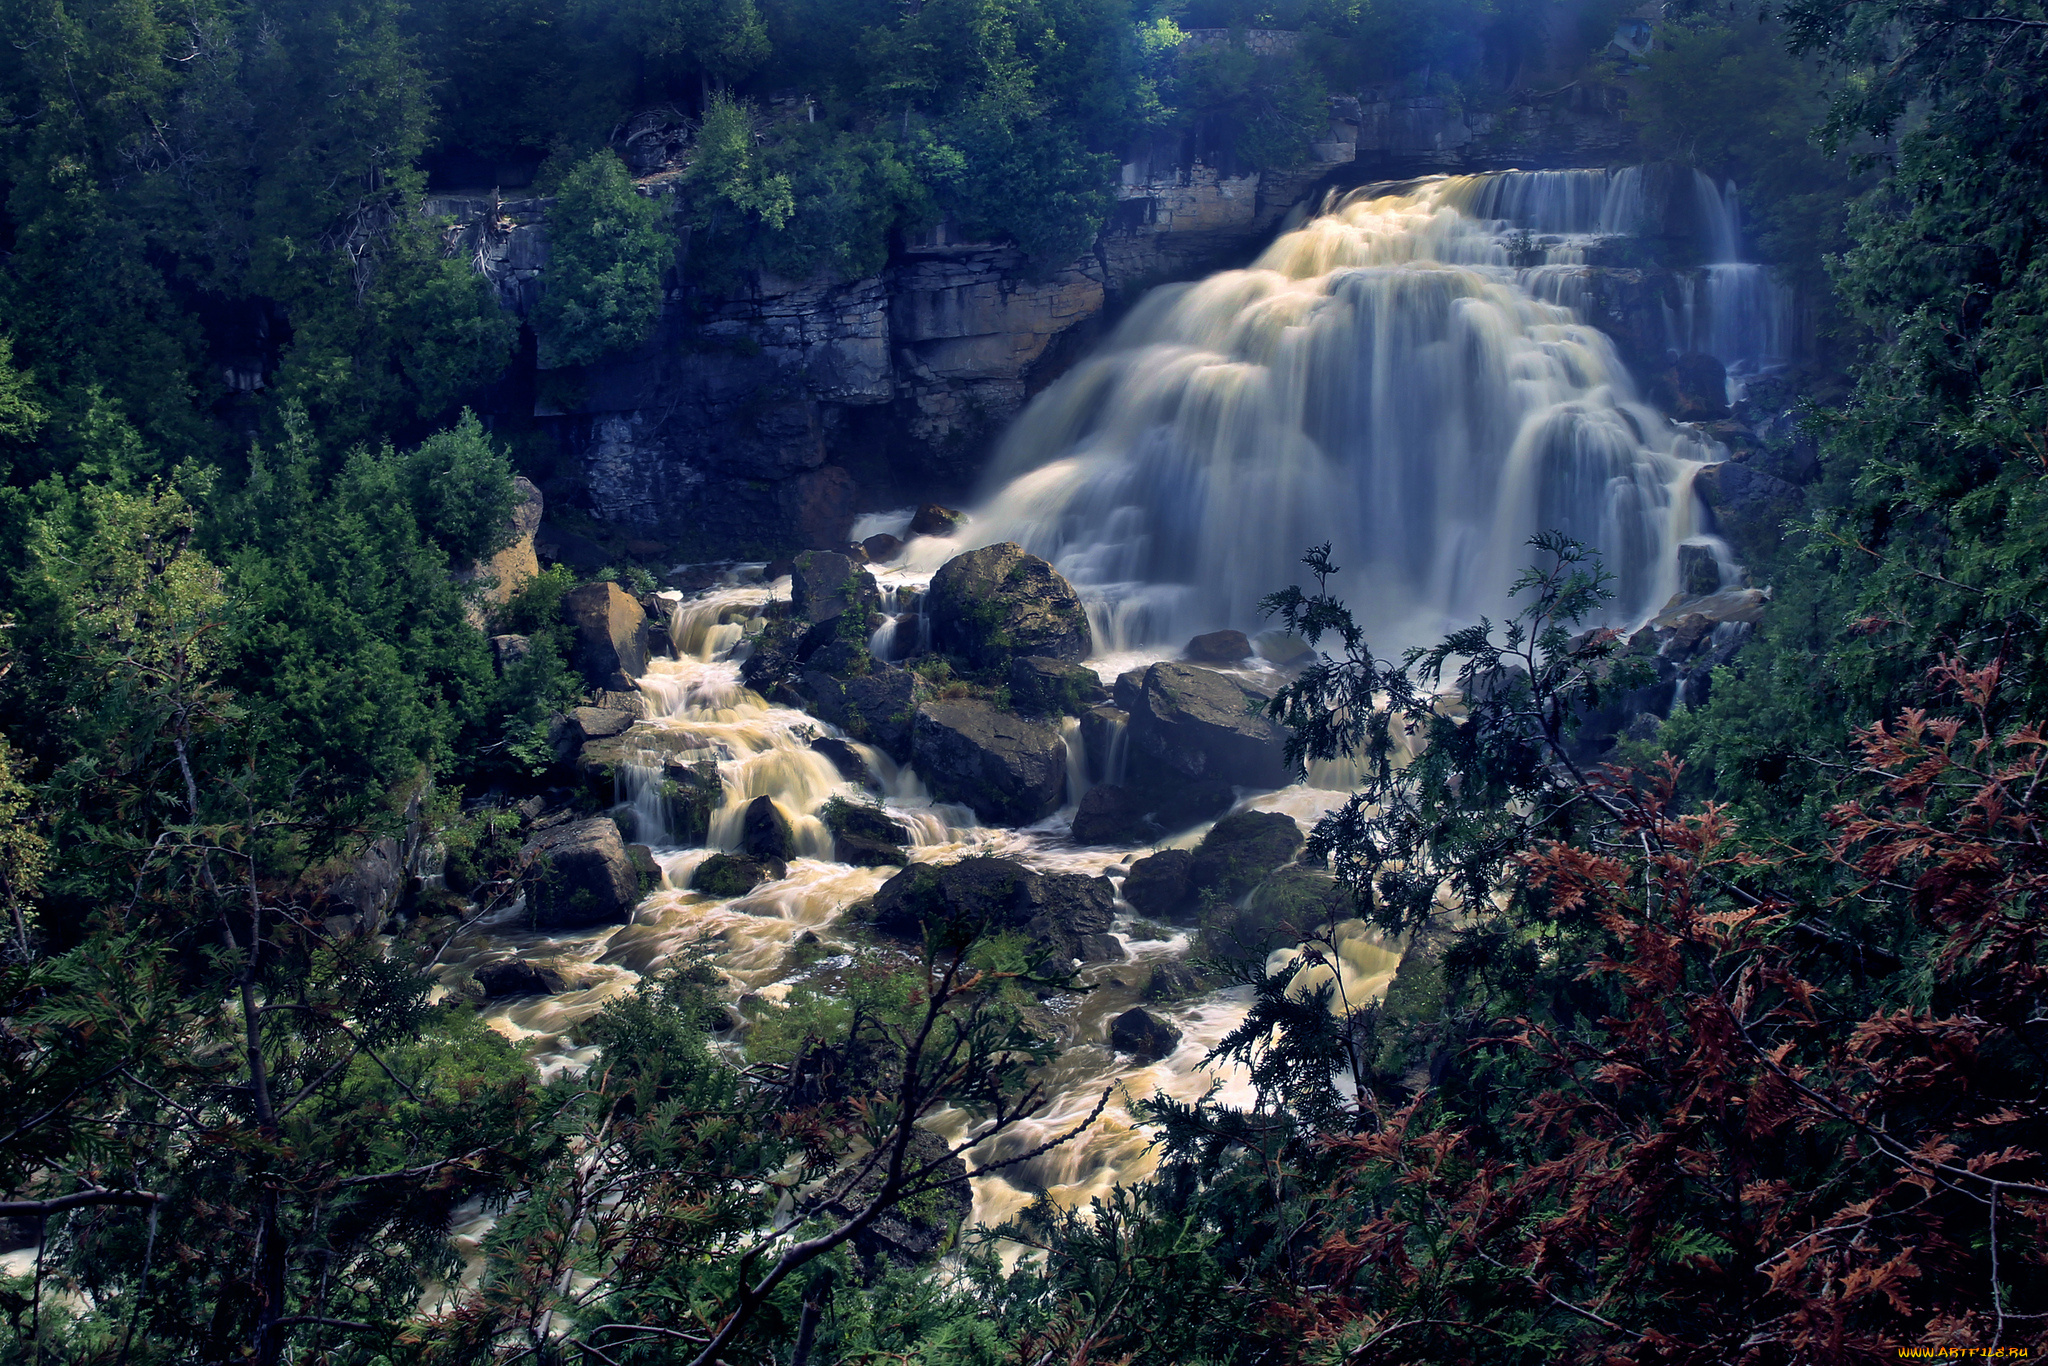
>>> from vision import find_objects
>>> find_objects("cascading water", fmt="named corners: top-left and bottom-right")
top-left (895, 170), bottom-right (1736, 652)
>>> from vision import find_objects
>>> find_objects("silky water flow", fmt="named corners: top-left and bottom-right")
top-left (436, 168), bottom-right (1791, 1256)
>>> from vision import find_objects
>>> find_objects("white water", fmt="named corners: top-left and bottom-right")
top-left (441, 167), bottom-right (1797, 1243)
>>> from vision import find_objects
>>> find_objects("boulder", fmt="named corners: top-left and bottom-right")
top-left (1079, 704), bottom-right (1129, 784)
top-left (836, 834), bottom-right (910, 868)
top-left (1071, 784), bottom-right (1148, 846)
top-left (811, 736), bottom-right (879, 789)
top-left (524, 817), bottom-right (640, 929)
top-left (569, 705), bottom-right (635, 742)
top-left (1121, 849), bottom-right (1195, 921)
top-left (1125, 662), bottom-right (1292, 790)
top-left (1143, 961), bottom-right (1205, 1003)
top-left (741, 796), bottom-right (798, 861)
top-left (1239, 865), bottom-right (1351, 941)
top-left (825, 800), bottom-right (912, 868)
top-left (535, 521), bottom-right (607, 574)
top-left (1694, 459), bottom-right (1802, 565)
top-left (462, 477), bottom-right (544, 612)
top-left (1008, 655), bottom-right (1108, 717)
top-left (1189, 811), bottom-right (1305, 902)
top-left (1252, 631), bottom-right (1316, 669)
top-left (561, 582), bottom-right (651, 692)
top-left (791, 549), bottom-right (881, 625)
top-left (475, 960), bottom-right (568, 997)
top-left (1109, 1006), bottom-right (1182, 1063)
top-left (490, 633), bottom-right (531, 674)
top-left (690, 853), bottom-right (785, 897)
top-left (1076, 932), bottom-right (1128, 963)
top-left (862, 533), bottom-right (904, 564)
top-left (866, 858), bottom-right (1112, 962)
top-left (794, 665), bottom-right (921, 761)
top-left (1652, 351), bottom-right (1731, 421)
top-left (1149, 780), bottom-right (1238, 833)
top-left (909, 503), bottom-right (964, 537)
top-left (322, 837), bottom-right (405, 933)
top-left (927, 542), bottom-right (1093, 670)
top-left (1676, 543), bottom-right (1722, 598)
top-left (625, 842), bottom-right (662, 894)
top-left (912, 701), bottom-right (1067, 826)
top-left (1183, 629), bottom-right (1252, 664)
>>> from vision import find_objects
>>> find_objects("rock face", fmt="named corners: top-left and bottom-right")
top-left (561, 582), bottom-right (651, 692)
top-left (868, 857), bottom-right (1115, 963)
top-left (524, 817), bottom-right (640, 929)
top-left (927, 543), bottom-right (1093, 670)
top-left (1109, 1006), bottom-right (1183, 1063)
top-left (475, 960), bottom-right (568, 997)
top-left (912, 700), bottom-right (1067, 826)
top-left (322, 838), bottom-right (405, 933)
top-left (460, 477), bottom-right (545, 622)
top-left (1190, 811), bottom-right (1305, 901)
top-left (1122, 662), bottom-right (1292, 790)
top-left (1695, 460), bottom-right (1803, 565)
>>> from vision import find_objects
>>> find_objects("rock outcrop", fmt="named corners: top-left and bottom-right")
top-left (927, 543), bottom-right (1093, 671)
top-left (459, 477), bottom-right (544, 623)
top-left (911, 700), bottom-right (1067, 826)
top-left (1695, 459), bottom-right (1803, 565)
top-left (561, 582), bottom-right (651, 693)
top-left (524, 817), bottom-right (641, 929)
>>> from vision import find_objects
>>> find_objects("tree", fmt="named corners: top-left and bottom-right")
top-left (533, 149), bottom-right (672, 369)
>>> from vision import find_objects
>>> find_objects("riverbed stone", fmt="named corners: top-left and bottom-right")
top-left (523, 816), bottom-right (640, 929)
top-left (825, 799), bottom-right (912, 868)
top-left (1123, 662), bottom-right (1292, 790)
top-left (741, 796), bottom-right (798, 861)
top-left (475, 960), bottom-right (568, 997)
top-left (1071, 784), bottom-right (1147, 845)
top-left (690, 853), bottom-right (784, 897)
top-left (561, 582), bottom-right (651, 692)
top-left (1121, 849), bottom-right (1195, 921)
top-left (910, 503), bottom-right (963, 537)
top-left (794, 665), bottom-right (921, 761)
top-left (791, 549), bottom-right (881, 625)
top-left (926, 542), bottom-right (1093, 670)
top-left (1110, 1006), bottom-right (1182, 1063)
top-left (569, 705), bottom-right (635, 742)
top-left (862, 533), bottom-right (904, 564)
top-left (811, 736), bottom-right (879, 789)
top-left (1189, 810), bottom-right (1305, 901)
top-left (911, 700), bottom-right (1067, 825)
top-left (1008, 654), bottom-right (1107, 717)
top-left (1183, 629), bottom-right (1252, 663)
top-left (866, 858), bottom-right (1112, 962)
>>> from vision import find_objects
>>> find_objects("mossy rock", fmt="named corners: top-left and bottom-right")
top-left (691, 853), bottom-right (786, 898)
top-left (1188, 810), bottom-right (1305, 901)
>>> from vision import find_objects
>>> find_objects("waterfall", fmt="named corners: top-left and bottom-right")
top-left (895, 170), bottom-right (1740, 653)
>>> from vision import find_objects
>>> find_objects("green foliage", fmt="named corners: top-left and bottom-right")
top-left (532, 149), bottom-right (672, 368)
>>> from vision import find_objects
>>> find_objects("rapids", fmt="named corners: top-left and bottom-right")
top-left (437, 168), bottom-right (1793, 1245)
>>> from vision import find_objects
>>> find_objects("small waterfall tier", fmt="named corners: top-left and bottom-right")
top-left (900, 167), bottom-right (1785, 652)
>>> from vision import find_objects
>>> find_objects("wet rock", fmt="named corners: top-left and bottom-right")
top-left (1239, 866), bottom-right (1351, 941)
top-left (1694, 459), bottom-right (1803, 564)
top-left (489, 633), bottom-right (531, 674)
top-left (824, 799), bottom-right (912, 868)
top-left (1651, 351), bottom-right (1731, 421)
top-left (1125, 662), bottom-right (1293, 790)
top-left (911, 700), bottom-right (1067, 826)
top-left (569, 705), bottom-right (635, 742)
top-left (795, 665), bottom-right (921, 761)
top-left (475, 960), bottom-right (568, 997)
top-left (1183, 629), bottom-right (1252, 664)
top-left (523, 817), bottom-right (640, 929)
top-left (1143, 961), bottom-right (1205, 1003)
top-left (1109, 1006), bottom-right (1182, 1063)
top-left (867, 858), bottom-right (1111, 962)
top-left (862, 533), bottom-right (904, 564)
top-left (625, 842), bottom-right (663, 895)
top-left (1148, 780), bottom-right (1237, 833)
top-left (927, 542), bottom-right (1092, 670)
top-left (1071, 784), bottom-right (1147, 846)
top-left (1190, 810), bottom-right (1305, 902)
top-left (1076, 932), bottom-right (1128, 963)
top-left (791, 549), bottom-right (881, 625)
top-left (690, 853), bottom-right (785, 897)
top-left (1121, 849), bottom-right (1195, 921)
top-left (1252, 631), bottom-right (1316, 669)
top-left (1008, 655), bottom-right (1108, 717)
top-left (561, 582), bottom-right (652, 692)
top-left (741, 796), bottom-right (798, 862)
top-left (811, 736), bottom-right (879, 789)
top-left (1676, 543), bottom-right (1721, 597)
top-left (1079, 704), bottom-right (1129, 784)
top-left (909, 503), bottom-right (964, 537)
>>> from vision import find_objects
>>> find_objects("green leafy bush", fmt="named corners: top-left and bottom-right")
top-left (532, 149), bottom-right (673, 368)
